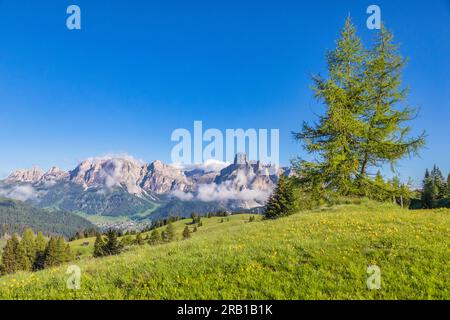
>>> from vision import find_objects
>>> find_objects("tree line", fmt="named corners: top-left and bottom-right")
top-left (92, 220), bottom-right (203, 258)
top-left (420, 166), bottom-right (450, 209)
top-left (1, 228), bottom-right (73, 275)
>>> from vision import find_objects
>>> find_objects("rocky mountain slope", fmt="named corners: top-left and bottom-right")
top-left (0, 154), bottom-right (286, 218)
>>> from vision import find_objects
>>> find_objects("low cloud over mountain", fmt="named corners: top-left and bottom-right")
top-left (0, 153), bottom-right (288, 217)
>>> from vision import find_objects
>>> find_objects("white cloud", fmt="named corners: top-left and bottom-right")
top-left (196, 183), bottom-right (270, 203)
top-left (170, 190), bottom-right (194, 201)
top-left (86, 153), bottom-right (145, 166)
top-left (171, 159), bottom-right (230, 173)
top-left (0, 184), bottom-right (42, 202)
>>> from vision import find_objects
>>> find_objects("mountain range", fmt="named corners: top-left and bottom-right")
top-left (0, 154), bottom-right (288, 222)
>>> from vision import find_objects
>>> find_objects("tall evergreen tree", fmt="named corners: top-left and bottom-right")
top-left (33, 231), bottom-right (48, 270)
top-left (93, 234), bottom-right (106, 257)
top-left (357, 26), bottom-right (425, 183)
top-left (421, 169), bottom-right (437, 208)
top-left (43, 237), bottom-right (60, 268)
top-left (35, 231), bottom-right (47, 253)
top-left (163, 222), bottom-right (175, 242)
top-left (431, 165), bottom-right (446, 199)
top-left (1, 236), bottom-right (19, 274)
top-left (447, 173), bottom-right (450, 198)
top-left (17, 238), bottom-right (32, 271)
top-left (148, 229), bottom-right (161, 245)
top-left (264, 175), bottom-right (295, 219)
top-left (182, 226), bottom-right (191, 239)
top-left (293, 17), bottom-right (365, 196)
top-left (135, 232), bottom-right (145, 245)
top-left (103, 230), bottom-right (123, 256)
top-left (293, 19), bottom-right (425, 199)
top-left (20, 228), bottom-right (36, 271)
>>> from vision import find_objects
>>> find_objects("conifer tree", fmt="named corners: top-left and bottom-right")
top-left (293, 17), bottom-right (365, 196)
top-left (1, 236), bottom-right (19, 274)
top-left (103, 230), bottom-right (123, 256)
top-left (447, 173), bottom-right (450, 198)
top-left (33, 231), bottom-right (48, 270)
top-left (182, 226), bottom-right (191, 239)
top-left (148, 229), bottom-right (161, 245)
top-left (20, 228), bottom-right (36, 270)
top-left (357, 26), bottom-right (425, 185)
top-left (193, 226), bottom-right (198, 232)
top-left (17, 238), bottom-right (32, 271)
top-left (293, 19), bottom-right (425, 199)
top-left (93, 234), bottom-right (106, 257)
top-left (135, 233), bottom-right (145, 245)
top-left (35, 231), bottom-right (47, 253)
top-left (163, 223), bottom-right (175, 242)
top-left (421, 169), bottom-right (437, 208)
top-left (43, 237), bottom-right (60, 268)
top-left (431, 165), bottom-right (446, 199)
top-left (120, 234), bottom-right (133, 246)
top-left (264, 175), bottom-right (295, 219)
top-left (64, 244), bottom-right (74, 262)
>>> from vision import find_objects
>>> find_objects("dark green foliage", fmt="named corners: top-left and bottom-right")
top-left (102, 230), bottom-right (123, 256)
top-left (135, 233), bottom-right (145, 245)
top-left (264, 175), bottom-right (295, 219)
top-left (20, 228), bottom-right (36, 271)
top-left (33, 231), bottom-right (47, 270)
top-left (1, 235), bottom-right (20, 274)
top-left (43, 237), bottom-right (62, 268)
top-left (33, 182), bottom-right (156, 217)
top-left (420, 166), bottom-right (449, 209)
top-left (148, 229), bottom-right (161, 245)
top-left (182, 226), bottom-right (191, 239)
top-left (447, 174), bottom-right (450, 198)
top-left (70, 228), bottom-right (99, 241)
top-left (150, 199), bottom-right (229, 220)
top-left (190, 212), bottom-right (201, 224)
top-left (162, 223), bottom-right (175, 243)
top-left (93, 234), bottom-right (106, 257)
top-left (93, 230), bottom-right (123, 257)
top-left (0, 197), bottom-right (96, 238)
top-left (193, 226), bottom-right (198, 232)
top-left (0, 229), bottom-right (73, 275)
top-left (120, 234), bottom-right (133, 246)
top-left (1, 229), bottom-right (74, 273)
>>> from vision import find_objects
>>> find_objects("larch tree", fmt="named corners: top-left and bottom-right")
top-left (293, 18), bottom-right (425, 199)
top-left (357, 26), bottom-right (425, 191)
top-left (293, 17), bottom-right (366, 196)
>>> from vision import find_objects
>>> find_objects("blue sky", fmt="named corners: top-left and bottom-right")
top-left (0, 0), bottom-right (449, 185)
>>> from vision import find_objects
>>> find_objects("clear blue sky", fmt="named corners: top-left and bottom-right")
top-left (0, 0), bottom-right (449, 185)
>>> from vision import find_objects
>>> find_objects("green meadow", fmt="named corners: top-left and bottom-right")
top-left (0, 201), bottom-right (449, 299)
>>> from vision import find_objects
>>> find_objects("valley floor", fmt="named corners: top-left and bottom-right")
top-left (0, 201), bottom-right (449, 299)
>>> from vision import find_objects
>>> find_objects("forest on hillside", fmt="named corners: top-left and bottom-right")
top-left (0, 198), bottom-right (95, 239)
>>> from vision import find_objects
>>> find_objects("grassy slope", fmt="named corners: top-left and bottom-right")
top-left (0, 202), bottom-right (448, 299)
top-left (69, 214), bottom-right (255, 257)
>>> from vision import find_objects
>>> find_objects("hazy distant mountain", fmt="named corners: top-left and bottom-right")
top-left (0, 153), bottom-right (287, 219)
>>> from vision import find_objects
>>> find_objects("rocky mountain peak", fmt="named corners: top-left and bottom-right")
top-left (41, 167), bottom-right (69, 182)
top-left (6, 167), bottom-right (45, 182)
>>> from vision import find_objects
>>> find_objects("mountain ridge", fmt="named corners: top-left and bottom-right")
top-left (0, 154), bottom-right (288, 218)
